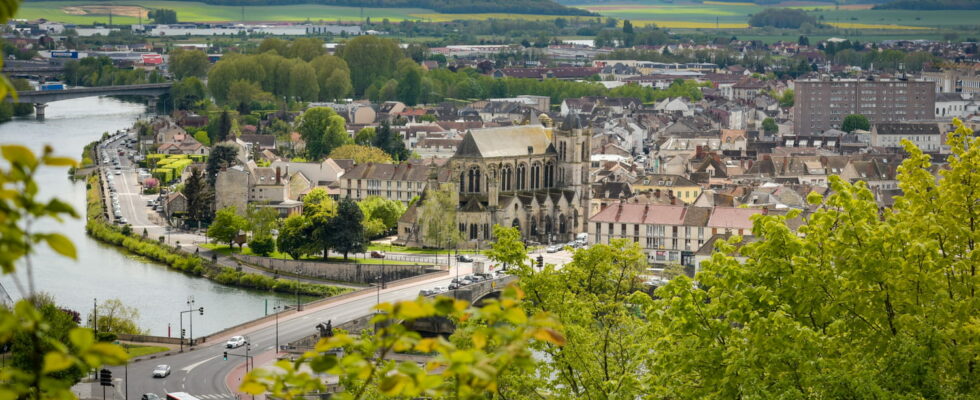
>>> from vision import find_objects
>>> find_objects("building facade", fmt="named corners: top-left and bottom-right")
top-left (794, 78), bottom-right (935, 135)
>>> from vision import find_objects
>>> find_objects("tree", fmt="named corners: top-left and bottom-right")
top-left (276, 214), bottom-right (310, 260)
top-left (372, 121), bottom-right (410, 161)
top-left (762, 117), bottom-right (778, 135)
top-left (354, 127), bottom-right (376, 146)
top-left (289, 61), bottom-right (319, 101)
top-left (86, 298), bottom-right (146, 335)
top-left (206, 143), bottom-right (238, 185)
top-left (171, 77), bottom-right (207, 110)
top-left (328, 197), bottom-right (366, 260)
top-left (486, 225), bottom-right (528, 269)
top-left (842, 113), bottom-right (871, 133)
top-left (395, 59), bottom-right (423, 106)
top-left (10, 294), bottom-right (89, 386)
top-left (193, 129), bottom-right (211, 147)
top-left (302, 188), bottom-right (338, 219)
top-left (148, 8), bottom-right (177, 24)
top-left (338, 35), bottom-right (404, 95)
top-left (227, 80), bottom-right (273, 114)
top-left (778, 88), bottom-right (794, 107)
top-left (328, 144), bottom-right (393, 164)
top-left (246, 204), bottom-right (279, 239)
top-left (169, 48), bottom-right (209, 79)
top-left (181, 167), bottom-right (213, 223)
top-left (418, 184), bottom-right (460, 249)
top-left (258, 37), bottom-right (288, 55)
top-left (209, 109), bottom-right (233, 144)
top-left (248, 236), bottom-right (275, 256)
top-left (287, 37), bottom-right (326, 62)
top-left (298, 107), bottom-right (350, 160)
top-left (359, 196), bottom-right (406, 232)
top-left (208, 206), bottom-right (248, 248)
top-left (311, 54), bottom-right (352, 101)
top-left (646, 120), bottom-right (980, 398)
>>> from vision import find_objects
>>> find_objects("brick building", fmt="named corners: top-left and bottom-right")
top-left (794, 78), bottom-right (935, 135)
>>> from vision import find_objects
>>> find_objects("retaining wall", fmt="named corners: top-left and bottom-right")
top-left (233, 254), bottom-right (440, 284)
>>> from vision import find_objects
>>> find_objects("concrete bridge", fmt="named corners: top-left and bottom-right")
top-left (2, 60), bottom-right (66, 78)
top-left (13, 83), bottom-right (172, 119)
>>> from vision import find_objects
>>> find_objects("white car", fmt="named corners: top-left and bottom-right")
top-left (152, 364), bottom-right (171, 378)
top-left (226, 335), bottom-right (246, 348)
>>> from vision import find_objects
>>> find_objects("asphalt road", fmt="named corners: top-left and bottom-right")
top-left (108, 269), bottom-right (467, 400)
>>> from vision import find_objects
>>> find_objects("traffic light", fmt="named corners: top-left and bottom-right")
top-left (536, 255), bottom-right (544, 270)
top-left (99, 369), bottom-right (112, 386)
top-left (180, 329), bottom-right (186, 338)
top-left (199, 307), bottom-right (204, 316)
top-left (223, 351), bottom-right (228, 360)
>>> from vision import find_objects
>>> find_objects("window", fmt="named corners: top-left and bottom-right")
top-left (517, 163), bottom-right (527, 190)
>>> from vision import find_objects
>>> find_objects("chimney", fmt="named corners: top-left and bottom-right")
top-left (275, 167), bottom-right (281, 185)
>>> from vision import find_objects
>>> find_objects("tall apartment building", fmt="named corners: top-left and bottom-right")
top-left (794, 78), bottom-right (935, 135)
top-left (921, 67), bottom-right (980, 94)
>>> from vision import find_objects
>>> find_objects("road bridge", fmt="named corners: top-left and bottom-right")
top-left (2, 60), bottom-right (66, 78)
top-left (12, 83), bottom-right (172, 119)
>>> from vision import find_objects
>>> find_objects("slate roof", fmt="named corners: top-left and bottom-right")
top-left (454, 125), bottom-right (555, 158)
top-left (342, 162), bottom-right (430, 182)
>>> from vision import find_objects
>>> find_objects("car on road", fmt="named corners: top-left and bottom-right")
top-left (546, 245), bottom-right (559, 253)
top-left (370, 251), bottom-right (386, 259)
top-left (118, 218), bottom-right (127, 224)
top-left (140, 394), bottom-right (160, 400)
top-left (226, 335), bottom-right (247, 348)
top-left (114, 170), bottom-right (122, 175)
top-left (456, 254), bottom-right (473, 262)
top-left (151, 364), bottom-right (171, 378)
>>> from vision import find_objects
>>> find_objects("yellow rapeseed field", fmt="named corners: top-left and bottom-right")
top-left (408, 13), bottom-right (580, 22)
top-left (827, 22), bottom-right (930, 30)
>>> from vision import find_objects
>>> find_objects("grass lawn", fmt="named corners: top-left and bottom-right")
top-left (200, 243), bottom-right (433, 265)
top-left (15, 1), bottom-right (432, 24)
top-left (123, 344), bottom-right (168, 358)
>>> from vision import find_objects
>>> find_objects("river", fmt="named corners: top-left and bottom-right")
top-left (0, 97), bottom-right (303, 337)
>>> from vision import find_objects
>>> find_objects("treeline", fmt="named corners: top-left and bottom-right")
top-left (26, 0), bottom-right (594, 15)
top-left (748, 8), bottom-right (823, 29)
top-left (63, 56), bottom-right (165, 86)
top-left (874, 0), bottom-right (980, 10)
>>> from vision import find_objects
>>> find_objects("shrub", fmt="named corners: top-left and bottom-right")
top-left (248, 236), bottom-right (275, 256)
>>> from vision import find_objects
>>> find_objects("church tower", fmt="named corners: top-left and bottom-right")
top-left (555, 114), bottom-right (590, 231)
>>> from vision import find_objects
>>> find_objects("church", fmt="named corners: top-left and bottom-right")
top-left (398, 114), bottom-right (591, 248)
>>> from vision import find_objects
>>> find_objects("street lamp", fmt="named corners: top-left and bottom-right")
top-left (272, 301), bottom-right (285, 355)
top-left (179, 296), bottom-right (203, 351)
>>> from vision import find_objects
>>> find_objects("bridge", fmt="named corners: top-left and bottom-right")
top-left (12, 83), bottom-right (173, 119)
top-left (2, 60), bottom-right (66, 78)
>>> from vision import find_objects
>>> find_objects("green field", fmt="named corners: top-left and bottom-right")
top-left (16, 0), bottom-right (432, 24)
top-left (575, 1), bottom-right (980, 30)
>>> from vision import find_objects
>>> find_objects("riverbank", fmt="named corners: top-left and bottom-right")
top-left (84, 174), bottom-right (350, 298)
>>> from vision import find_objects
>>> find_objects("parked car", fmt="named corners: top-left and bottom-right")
top-left (141, 394), bottom-right (161, 400)
top-left (114, 170), bottom-right (122, 175)
top-left (546, 245), bottom-right (559, 253)
top-left (151, 364), bottom-right (171, 378)
top-left (448, 283), bottom-right (461, 290)
top-left (370, 251), bottom-right (386, 259)
top-left (226, 335), bottom-right (246, 348)
top-left (456, 254), bottom-right (473, 262)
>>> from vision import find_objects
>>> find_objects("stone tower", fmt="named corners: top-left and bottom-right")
top-left (555, 114), bottom-right (590, 230)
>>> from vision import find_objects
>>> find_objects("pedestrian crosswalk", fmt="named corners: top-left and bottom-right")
top-left (195, 394), bottom-right (237, 400)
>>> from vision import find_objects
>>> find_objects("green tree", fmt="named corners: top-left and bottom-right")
top-left (209, 110), bottom-right (234, 144)
top-left (148, 8), bottom-right (177, 24)
top-left (778, 88), bottom-right (794, 107)
top-left (207, 206), bottom-right (247, 248)
top-left (171, 77), bottom-right (207, 110)
top-left (10, 294), bottom-right (88, 387)
top-left (418, 183), bottom-right (460, 249)
top-left (257, 37), bottom-right (288, 55)
top-left (86, 298), bottom-right (146, 335)
top-left (328, 144), bottom-right (393, 164)
top-left (181, 167), bottom-right (213, 223)
top-left (302, 187), bottom-right (338, 219)
top-left (328, 197), bottom-right (366, 260)
top-left (205, 143), bottom-right (238, 185)
top-left (646, 120), bottom-right (980, 398)
top-left (276, 214), bottom-right (309, 260)
top-left (248, 236), bottom-right (275, 257)
top-left (192, 129), bottom-right (211, 147)
top-left (486, 224), bottom-right (528, 269)
top-left (338, 35), bottom-right (403, 95)
top-left (372, 121), bottom-right (410, 161)
top-left (298, 107), bottom-right (350, 160)
top-left (354, 127), bottom-right (376, 146)
top-left (762, 117), bottom-right (778, 135)
top-left (246, 204), bottom-right (279, 238)
top-left (227, 80), bottom-right (273, 114)
top-left (310, 54), bottom-right (352, 101)
top-left (287, 37), bottom-right (326, 62)
top-left (842, 113), bottom-right (871, 132)
top-left (288, 61), bottom-right (319, 102)
top-left (359, 196), bottom-right (406, 232)
top-left (169, 48), bottom-right (209, 79)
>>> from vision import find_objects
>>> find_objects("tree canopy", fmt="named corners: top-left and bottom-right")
top-left (298, 107), bottom-right (351, 160)
top-left (842, 114), bottom-right (871, 133)
top-left (328, 144), bottom-right (393, 164)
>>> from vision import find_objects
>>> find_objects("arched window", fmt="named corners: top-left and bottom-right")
top-left (559, 141), bottom-right (567, 161)
top-left (501, 165), bottom-right (512, 191)
top-left (517, 163), bottom-right (527, 190)
top-left (459, 171), bottom-right (465, 193)
top-left (531, 162), bottom-right (541, 189)
top-left (558, 214), bottom-right (567, 234)
top-left (467, 166), bottom-right (481, 193)
top-left (544, 161), bottom-right (555, 188)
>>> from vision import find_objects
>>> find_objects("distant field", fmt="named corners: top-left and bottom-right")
top-left (575, 1), bottom-right (980, 31)
top-left (16, 1), bottom-right (432, 23)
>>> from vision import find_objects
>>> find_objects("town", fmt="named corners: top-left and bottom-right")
top-left (2, 0), bottom-right (980, 399)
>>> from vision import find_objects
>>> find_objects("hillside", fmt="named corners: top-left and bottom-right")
top-left (24, 0), bottom-right (595, 15)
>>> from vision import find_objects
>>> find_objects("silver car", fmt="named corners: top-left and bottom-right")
top-left (152, 364), bottom-right (171, 378)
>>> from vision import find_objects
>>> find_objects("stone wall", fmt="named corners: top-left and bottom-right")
top-left (233, 254), bottom-right (440, 284)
